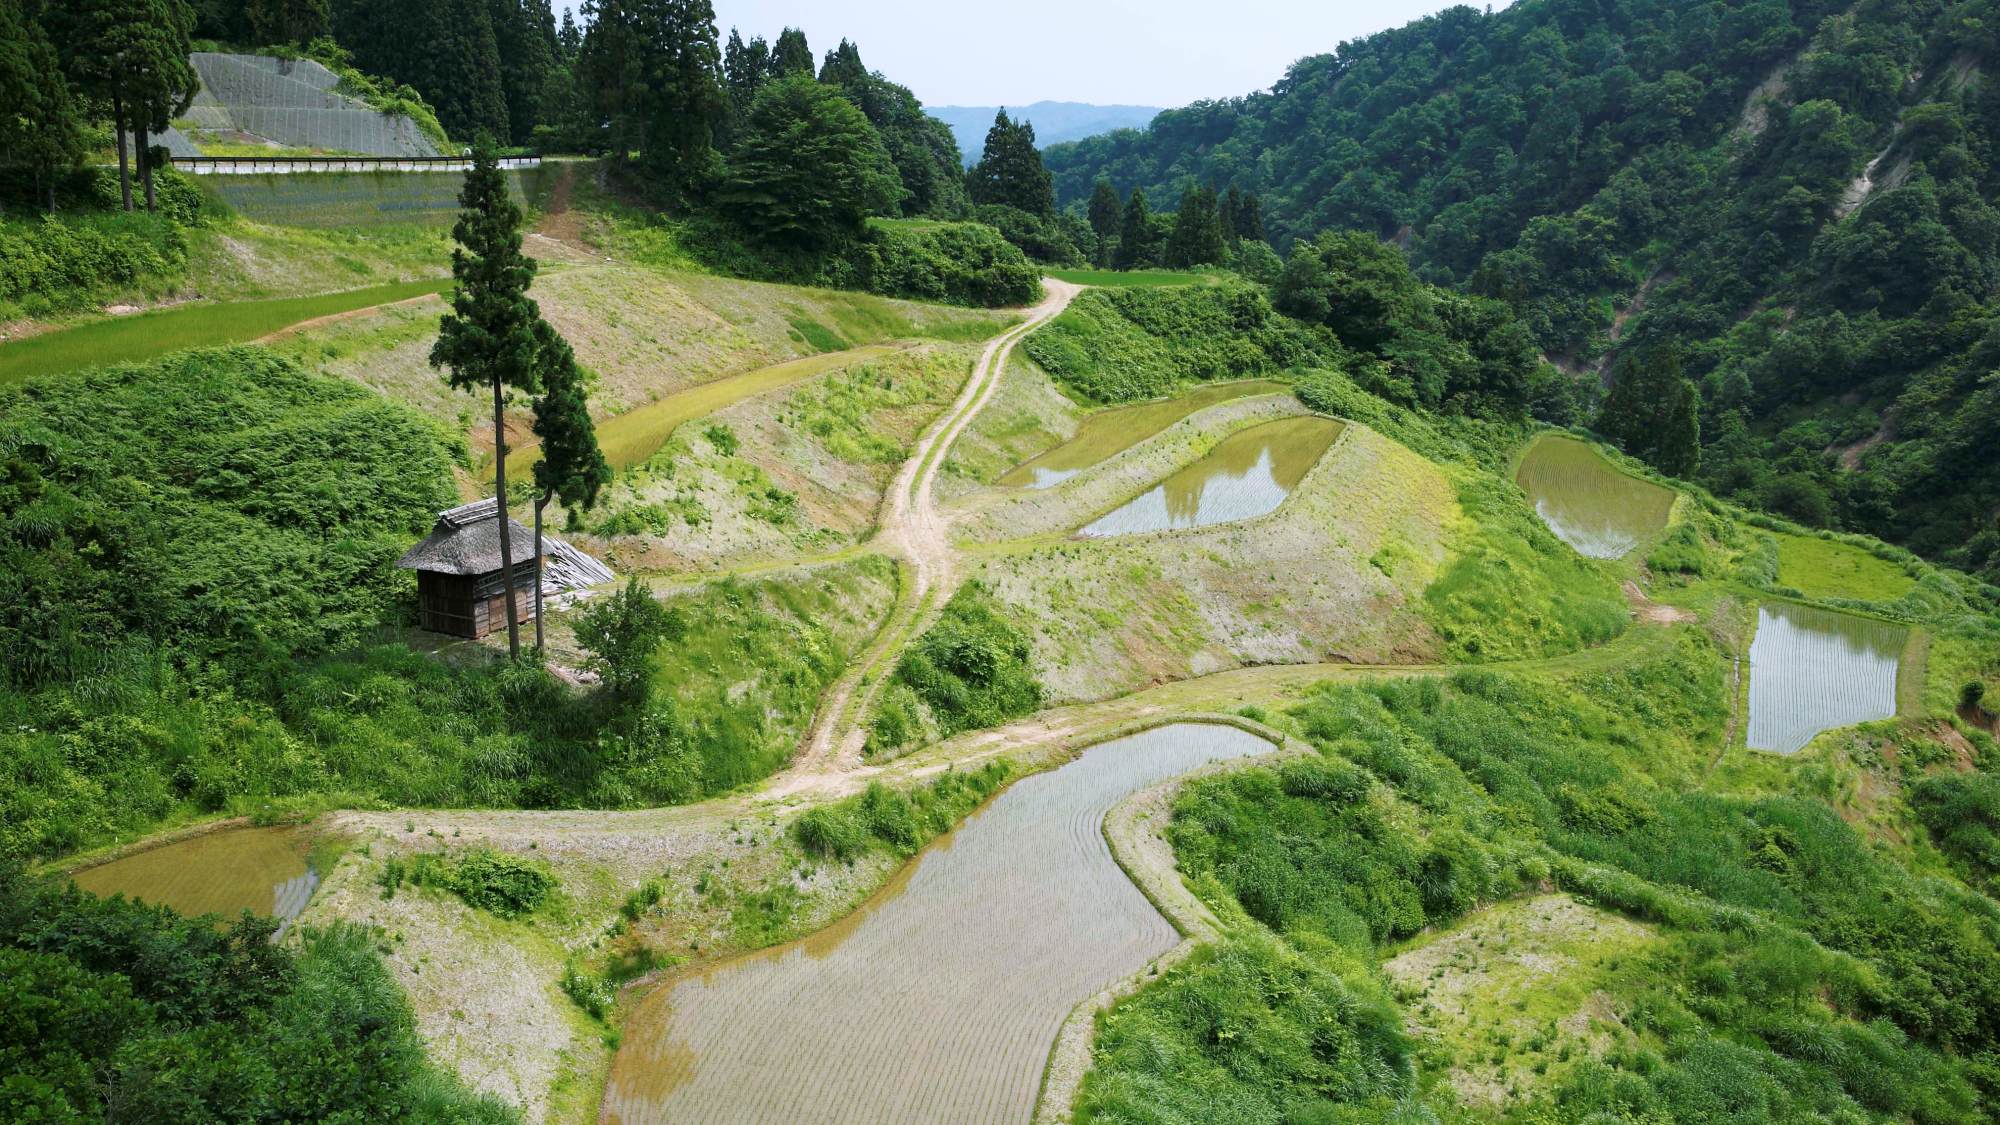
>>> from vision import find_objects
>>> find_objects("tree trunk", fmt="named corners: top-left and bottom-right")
top-left (113, 94), bottom-right (133, 212)
top-left (493, 377), bottom-right (522, 659)
top-left (533, 491), bottom-right (549, 656)
top-left (139, 121), bottom-right (156, 213)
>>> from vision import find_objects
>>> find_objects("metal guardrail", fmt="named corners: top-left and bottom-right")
top-left (170, 155), bottom-right (542, 175)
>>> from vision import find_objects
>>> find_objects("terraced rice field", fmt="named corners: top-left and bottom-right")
top-left (1746, 602), bottom-right (1906, 754)
top-left (1514, 434), bottom-right (1676, 559)
top-left (505, 344), bottom-right (904, 478)
top-left (0, 279), bottom-right (449, 385)
top-left (601, 722), bottom-right (1275, 1125)
top-left (70, 826), bottom-right (319, 926)
top-left (1079, 416), bottom-right (1342, 537)
top-left (997, 379), bottom-right (1290, 489)
top-left (1775, 533), bottom-right (1917, 601)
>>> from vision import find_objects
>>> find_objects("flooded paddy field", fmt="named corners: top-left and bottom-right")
top-left (1078, 416), bottom-right (1342, 538)
top-left (1514, 434), bottom-right (1676, 559)
top-left (601, 722), bottom-right (1275, 1125)
top-left (70, 825), bottom-right (319, 925)
top-left (1746, 602), bottom-right (1905, 754)
top-left (999, 379), bottom-right (1290, 489)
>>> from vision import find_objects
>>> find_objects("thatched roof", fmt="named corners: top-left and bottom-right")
top-left (397, 500), bottom-right (615, 593)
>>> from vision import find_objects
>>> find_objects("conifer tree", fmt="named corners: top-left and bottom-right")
top-left (1087, 178), bottom-right (1121, 264)
top-left (818, 38), bottom-right (864, 89)
top-left (245, 0), bottom-right (328, 45)
top-left (640, 0), bottom-right (723, 201)
top-left (1597, 345), bottom-right (1702, 478)
top-left (1222, 186), bottom-right (1245, 240)
top-left (491, 0), bottom-right (556, 145)
top-left (0, 5), bottom-right (87, 212)
top-left (431, 138), bottom-right (544, 660)
top-left (722, 27), bottom-right (767, 124)
top-left (557, 7), bottom-right (580, 56)
top-left (529, 321), bottom-right (610, 654)
top-left (769, 25), bottom-right (810, 76)
top-left (56, 0), bottom-right (198, 212)
top-left (1166, 185), bottom-right (1227, 267)
top-left (1237, 191), bottom-right (1266, 242)
top-left (968, 109), bottom-right (1053, 215)
top-left (1115, 186), bottom-right (1153, 269)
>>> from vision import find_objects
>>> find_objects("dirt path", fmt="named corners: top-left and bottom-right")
top-left (253, 291), bottom-right (444, 343)
top-left (777, 279), bottom-right (1079, 790)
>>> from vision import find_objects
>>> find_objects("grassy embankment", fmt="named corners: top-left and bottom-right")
top-left (1044, 266), bottom-right (1219, 287)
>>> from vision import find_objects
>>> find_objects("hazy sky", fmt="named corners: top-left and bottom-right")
top-left (561, 1), bottom-right (1505, 108)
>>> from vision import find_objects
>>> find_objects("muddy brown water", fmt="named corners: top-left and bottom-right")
top-left (1078, 416), bottom-right (1343, 538)
top-left (998, 379), bottom-right (1291, 489)
top-left (1514, 434), bottom-right (1676, 559)
top-left (601, 722), bottom-right (1276, 1125)
top-left (70, 825), bottom-right (319, 926)
top-left (1746, 602), bottom-right (1905, 754)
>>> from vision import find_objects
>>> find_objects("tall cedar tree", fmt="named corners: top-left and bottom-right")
top-left (1235, 190), bottom-right (1265, 241)
top-left (721, 28), bottom-right (767, 135)
top-left (54, 0), bottom-right (198, 212)
top-left (968, 110), bottom-right (1054, 215)
top-left (1166, 185), bottom-right (1228, 267)
top-left (430, 139), bottom-right (544, 659)
top-left (529, 321), bottom-right (610, 653)
top-left (557, 6), bottom-right (579, 54)
top-left (818, 38), bottom-right (864, 87)
top-left (768, 25), bottom-right (810, 77)
top-left (1597, 346), bottom-right (1702, 478)
top-left (490, 0), bottom-right (557, 145)
top-left (0, 6), bottom-right (87, 211)
top-left (244, 0), bottom-right (328, 45)
top-left (1115, 186), bottom-right (1152, 269)
top-left (1087, 179), bottom-right (1121, 265)
top-left (972, 110), bottom-right (1064, 214)
top-left (334, 0), bottom-right (507, 140)
top-left (720, 74), bottom-right (901, 247)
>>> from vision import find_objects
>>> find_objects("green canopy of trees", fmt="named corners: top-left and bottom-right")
top-left (1042, 0), bottom-right (2000, 580)
top-left (720, 74), bottom-right (902, 247)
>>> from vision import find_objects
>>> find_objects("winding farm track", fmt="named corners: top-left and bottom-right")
top-left (778, 279), bottom-right (1080, 790)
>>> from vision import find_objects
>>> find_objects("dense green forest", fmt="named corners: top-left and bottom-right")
top-left (1046, 0), bottom-right (2000, 583)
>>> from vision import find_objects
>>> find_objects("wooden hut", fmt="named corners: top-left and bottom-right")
top-left (397, 499), bottom-right (540, 638)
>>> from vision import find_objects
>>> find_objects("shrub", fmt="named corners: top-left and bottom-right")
top-left (971, 203), bottom-right (1088, 265)
top-left (793, 805), bottom-right (868, 861)
top-left (883, 582), bottom-right (1043, 745)
top-left (381, 848), bottom-right (555, 919)
top-left (864, 220), bottom-right (1041, 307)
top-left (1024, 283), bottom-right (1330, 403)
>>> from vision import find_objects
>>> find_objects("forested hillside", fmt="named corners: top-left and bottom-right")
top-left (1045, 0), bottom-right (2000, 582)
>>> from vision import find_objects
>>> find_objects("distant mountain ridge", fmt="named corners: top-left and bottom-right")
top-left (928, 101), bottom-right (1163, 166)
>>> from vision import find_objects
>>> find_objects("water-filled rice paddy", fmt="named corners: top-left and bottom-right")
top-left (70, 825), bottom-right (318, 924)
top-left (998, 379), bottom-right (1290, 489)
top-left (1514, 434), bottom-right (1676, 559)
top-left (601, 722), bottom-right (1275, 1125)
top-left (1746, 602), bottom-right (1905, 754)
top-left (1077, 416), bottom-right (1342, 537)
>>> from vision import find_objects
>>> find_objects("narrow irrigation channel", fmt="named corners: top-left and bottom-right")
top-left (602, 722), bottom-right (1276, 1124)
